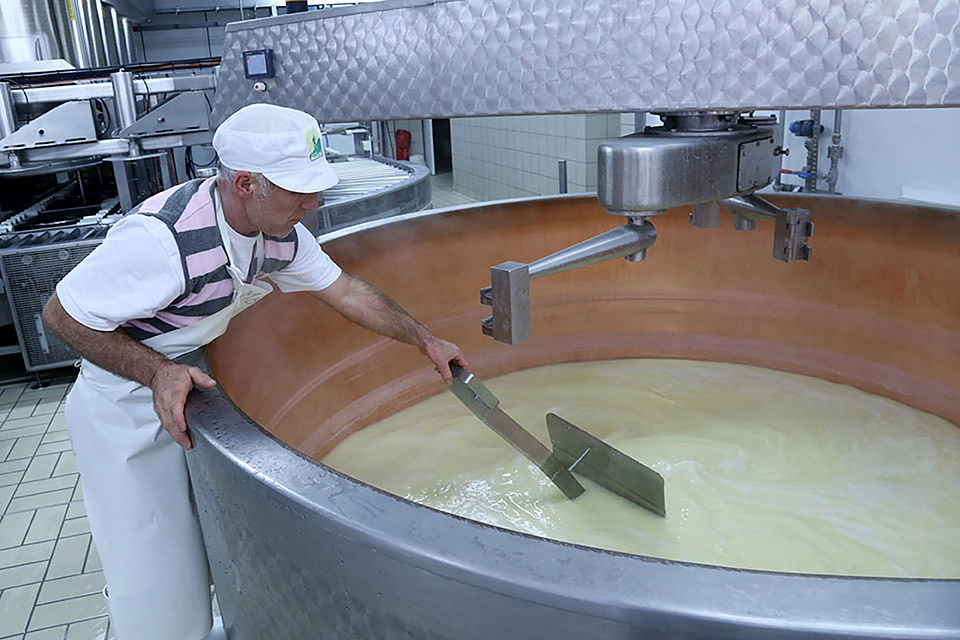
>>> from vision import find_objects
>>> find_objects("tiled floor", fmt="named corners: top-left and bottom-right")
top-left (429, 172), bottom-right (475, 209)
top-left (0, 374), bottom-right (114, 640)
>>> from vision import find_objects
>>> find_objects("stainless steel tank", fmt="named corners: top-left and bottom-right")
top-left (0, 0), bottom-right (69, 64)
top-left (183, 194), bottom-right (960, 639)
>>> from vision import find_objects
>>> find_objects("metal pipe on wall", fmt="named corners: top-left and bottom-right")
top-left (121, 17), bottom-right (136, 63)
top-left (99, 2), bottom-right (120, 66)
top-left (0, 83), bottom-right (18, 139)
top-left (94, 0), bottom-right (113, 65)
top-left (82, 0), bottom-right (107, 67)
top-left (70, 0), bottom-right (94, 68)
top-left (422, 119), bottom-right (435, 175)
top-left (108, 5), bottom-right (125, 65)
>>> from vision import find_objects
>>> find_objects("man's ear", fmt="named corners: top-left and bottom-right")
top-left (232, 171), bottom-right (256, 198)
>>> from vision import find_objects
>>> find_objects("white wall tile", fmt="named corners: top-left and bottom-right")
top-left (585, 115), bottom-right (607, 138)
top-left (568, 161), bottom-right (586, 185)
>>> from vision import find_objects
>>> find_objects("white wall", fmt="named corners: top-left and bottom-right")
top-left (775, 108), bottom-right (960, 207)
top-left (450, 114), bottom-right (621, 201)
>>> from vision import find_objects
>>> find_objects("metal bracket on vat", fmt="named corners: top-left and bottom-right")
top-left (118, 91), bottom-right (211, 139)
top-left (481, 218), bottom-right (657, 345)
top-left (719, 194), bottom-right (814, 263)
top-left (0, 101), bottom-right (97, 152)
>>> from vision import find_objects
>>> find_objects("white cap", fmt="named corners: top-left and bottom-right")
top-left (213, 104), bottom-right (339, 194)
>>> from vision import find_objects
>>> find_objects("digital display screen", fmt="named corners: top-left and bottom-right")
top-left (243, 49), bottom-right (274, 79)
top-left (245, 53), bottom-right (268, 76)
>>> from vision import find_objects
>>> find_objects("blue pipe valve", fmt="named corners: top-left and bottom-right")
top-left (789, 120), bottom-right (825, 138)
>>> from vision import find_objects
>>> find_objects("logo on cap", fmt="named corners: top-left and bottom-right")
top-left (306, 129), bottom-right (324, 162)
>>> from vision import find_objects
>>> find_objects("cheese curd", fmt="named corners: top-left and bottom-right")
top-left (324, 360), bottom-right (960, 578)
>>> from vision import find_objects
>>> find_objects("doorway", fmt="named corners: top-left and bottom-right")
top-left (432, 118), bottom-right (452, 174)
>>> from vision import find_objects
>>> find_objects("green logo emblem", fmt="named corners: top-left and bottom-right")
top-left (306, 129), bottom-right (324, 162)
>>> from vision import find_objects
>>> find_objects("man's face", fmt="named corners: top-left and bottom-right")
top-left (248, 180), bottom-right (321, 237)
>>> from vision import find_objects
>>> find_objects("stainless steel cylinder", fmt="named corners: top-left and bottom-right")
top-left (101, 2), bottom-right (120, 66)
top-left (48, 0), bottom-right (79, 67)
top-left (733, 213), bottom-right (756, 232)
top-left (110, 70), bottom-right (137, 129)
top-left (0, 83), bottom-right (18, 140)
top-left (108, 6), bottom-right (125, 64)
top-left (121, 17), bottom-right (136, 64)
top-left (69, 0), bottom-right (94, 68)
top-left (93, 0), bottom-right (111, 65)
top-left (80, 0), bottom-right (106, 66)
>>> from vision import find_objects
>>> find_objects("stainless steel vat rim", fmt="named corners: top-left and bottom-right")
top-left (182, 204), bottom-right (960, 637)
top-left (318, 193), bottom-right (591, 243)
top-left (318, 192), bottom-right (960, 245)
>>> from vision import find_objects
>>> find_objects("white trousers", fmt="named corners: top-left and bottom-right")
top-left (66, 364), bottom-right (213, 640)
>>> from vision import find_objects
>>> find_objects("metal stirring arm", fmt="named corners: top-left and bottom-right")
top-left (479, 218), bottom-right (657, 345)
top-left (719, 194), bottom-right (814, 263)
top-left (447, 364), bottom-right (585, 500)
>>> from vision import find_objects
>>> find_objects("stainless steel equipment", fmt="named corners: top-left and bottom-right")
top-left (187, 4), bottom-right (960, 637)
top-left (480, 218), bottom-right (658, 344)
top-left (448, 363), bottom-right (585, 500)
top-left (318, 157), bottom-right (431, 233)
top-left (0, 219), bottom-right (117, 371)
top-left (546, 412), bottom-right (666, 518)
top-left (185, 192), bottom-right (960, 640)
top-left (0, 0), bottom-right (70, 65)
top-left (481, 112), bottom-right (814, 344)
top-left (0, 62), bottom-right (219, 206)
top-left (211, 0), bottom-right (960, 124)
top-left (597, 112), bottom-right (782, 216)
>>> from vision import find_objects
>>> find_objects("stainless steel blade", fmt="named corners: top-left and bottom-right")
top-left (546, 413), bottom-right (666, 517)
top-left (448, 365), bottom-right (584, 500)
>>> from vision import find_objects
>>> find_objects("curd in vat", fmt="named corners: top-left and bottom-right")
top-left (324, 360), bottom-right (960, 578)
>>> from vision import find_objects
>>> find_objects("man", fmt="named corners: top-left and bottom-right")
top-left (42, 104), bottom-right (467, 640)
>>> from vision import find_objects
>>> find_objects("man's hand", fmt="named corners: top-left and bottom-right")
top-left (150, 361), bottom-right (217, 450)
top-left (422, 336), bottom-right (469, 385)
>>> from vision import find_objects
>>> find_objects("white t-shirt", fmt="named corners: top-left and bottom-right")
top-left (57, 214), bottom-right (342, 332)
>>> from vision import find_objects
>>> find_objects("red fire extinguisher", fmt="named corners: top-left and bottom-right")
top-left (395, 129), bottom-right (411, 161)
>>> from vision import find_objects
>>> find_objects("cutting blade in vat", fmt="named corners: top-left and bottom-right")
top-left (448, 364), bottom-right (584, 499)
top-left (547, 413), bottom-right (666, 517)
top-left (448, 365), bottom-right (666, 514)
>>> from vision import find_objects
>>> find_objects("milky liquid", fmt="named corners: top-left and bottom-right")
top-left (323, 360), bottom-right (960, 578)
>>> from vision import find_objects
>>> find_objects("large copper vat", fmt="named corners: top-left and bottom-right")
top-left (184, 194), bottom-right (960, 639)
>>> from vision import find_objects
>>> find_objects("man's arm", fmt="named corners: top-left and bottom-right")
top-left (311, 273), bottom-right (467, 383)
top-left (42, 293), bottom-right (215, 450)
